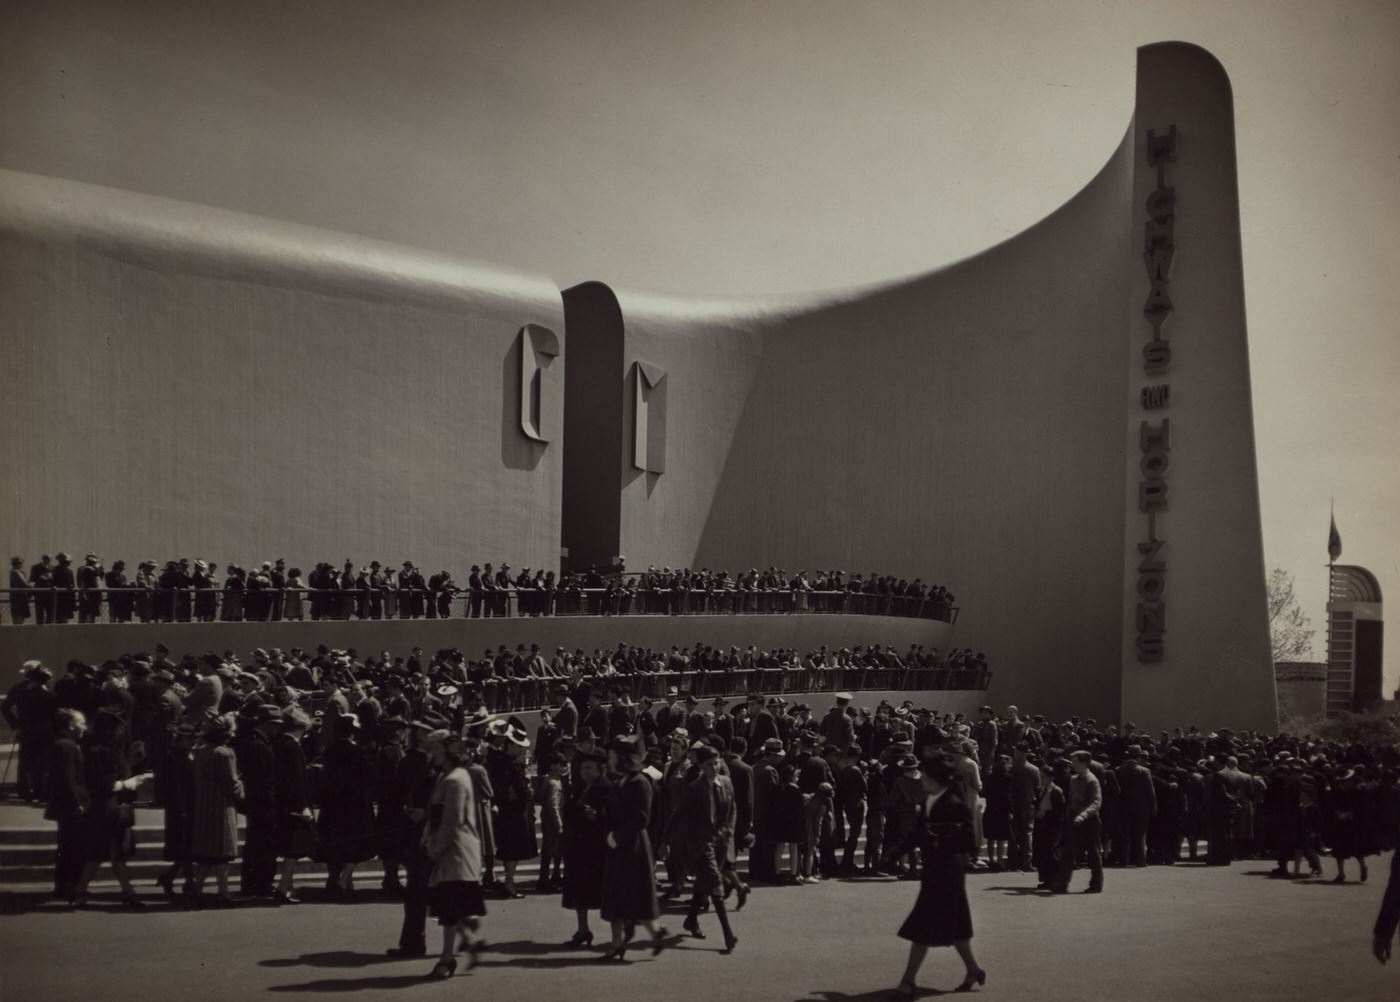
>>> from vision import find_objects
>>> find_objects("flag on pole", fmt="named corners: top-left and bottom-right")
top-left (1328, 511), bottom-right (1342, 562)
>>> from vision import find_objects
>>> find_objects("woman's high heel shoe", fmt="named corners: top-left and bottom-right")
top-left (889, 980), bottom-right (917, 1000)
top-left (955, 968), bottom-right (987, 992)
top-left (156, 872), bottom-right (176, 897)
top-left (652, 926), bottom-right (670, 956)
top-left (595, 944), bottom-right (627, 962)
top-left (564, 931), bottom-right (594, 947)
top-left (425, 959), bottom-right (456, 980)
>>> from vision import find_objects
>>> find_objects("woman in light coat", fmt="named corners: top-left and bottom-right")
top-left (422, 730), bottom-right (487, 979)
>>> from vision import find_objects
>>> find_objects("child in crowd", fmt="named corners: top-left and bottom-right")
top-left (536, 755), bottom-right (566, 892)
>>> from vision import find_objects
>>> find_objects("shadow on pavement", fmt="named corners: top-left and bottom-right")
top-left (260, 951), bottom-right (399, 969)
top-left (980, 885), bottom-right (1054, 896)
top-left (795, 988), bottom-right (944, 1000)
top-left (267, 973), bottom-right (435, 992)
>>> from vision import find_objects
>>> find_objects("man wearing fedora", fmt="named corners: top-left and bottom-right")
top-left (76, 554), bottom-right (104, 623)
top-left (749, 737), bottom-right (786, 883)
top-left (28, 553), bottom-right (53, 624)
top-left (3, 661), bottom-right (57, 802)
top-left (50, 552), bottom-right (76, 624)
top-left (8, 556), bottom-right (30, 624)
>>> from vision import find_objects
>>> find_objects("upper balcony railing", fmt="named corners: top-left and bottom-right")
top-left (0, 587), bottom-right (958, 627)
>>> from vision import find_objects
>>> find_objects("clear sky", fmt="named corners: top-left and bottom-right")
top-left (3, 0), bottom-right (1397, 696)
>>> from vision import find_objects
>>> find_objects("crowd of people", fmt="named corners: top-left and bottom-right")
top-left (6, 555), bottom-right (956, 625)
top-left (4, 647), bottom-right (1398, 986)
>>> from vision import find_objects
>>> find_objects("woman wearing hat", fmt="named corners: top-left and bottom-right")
top-left (420, 729), bottom-right (487, 979)
top-left (599, 734), bottom-right (669, 961)
top-left (485, 719), bottom-right (537, 897)
top-left (561, 748), bottom-right (613, 947)
top-left (886, 756), bottom-right (985, 997)
top-left (156, 720), bottom-right (198, 898)
top-left (73, 709), bottom-right (151, 907)
top-left (190, 714), bottom-right (245, 907)
top-left (272, 707), bottom-right (315, 903)
top-left (319, 713), bottom-right (377, 900)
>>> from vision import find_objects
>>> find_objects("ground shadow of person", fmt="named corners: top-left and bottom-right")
top-left (260, 951), bottom-right (399, 969)
top-left (794, 988), bottom-right (944, 1001)
top-left (266, 973), bottom-right (440, 992)
top-left (981, 884), bottom-right (1054, 896)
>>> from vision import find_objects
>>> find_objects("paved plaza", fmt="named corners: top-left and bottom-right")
top-left (2, 851), bottom-right (1394, 1002)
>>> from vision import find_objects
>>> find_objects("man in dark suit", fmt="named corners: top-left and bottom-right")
top-left (76, 554), bottom-right (103, 622)
top-left (2, 662), bottom-right (56, 802)
top-left (45, 708), bottom-right (90, 900)
top-left (724, 738), bottom-right (754, 849)
top-left (467, 565), bottom-right (484, 618)
top-left (582, 687), bottom-right (610, 745)
top-left (749, 738), bottom-right (784, 883)
top-left (745, 696), bottom-right (779, 763)
top-left (50, 553), bottom-right (76, 624)
top-left (820, 693), bottom-right (857, 751)
top-left (1113, 746), bottom-right (1157, 867)
top-left (28, 554), bottom-right (53, 624)
top-left (9, 556), bottom-right (30, 624)
top-left (834, 745), bottom-right (868, 873)
top-left (550, 682), bottom-right (579, 738)
top-left (268, 558), bottom-right (286, 620)
top-left (1009, 744), bottom-right (1042, 872)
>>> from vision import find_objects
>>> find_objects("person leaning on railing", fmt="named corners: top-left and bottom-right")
top-left (4, 553), bottom-right (959, 626)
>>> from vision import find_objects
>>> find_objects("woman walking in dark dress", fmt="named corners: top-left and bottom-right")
top-left (561, 748), bottom-right (613, 946)
top-left (885, 756), bottom-right (986, 998)
top-left (598, 735), bottom-right (670, 961)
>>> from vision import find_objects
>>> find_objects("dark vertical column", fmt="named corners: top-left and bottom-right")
top-left (1353, 619), bottom-right (1385, 711)
top-left (561, 282), bottom-right (625, 572)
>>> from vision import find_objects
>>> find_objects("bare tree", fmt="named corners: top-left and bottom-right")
top-left (1268, 566), bottom-right (1315, 662)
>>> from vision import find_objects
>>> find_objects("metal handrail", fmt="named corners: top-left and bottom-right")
top-left (0, 586), bottom-right (958, 626)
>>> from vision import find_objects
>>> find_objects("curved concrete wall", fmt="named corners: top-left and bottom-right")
top-left (0, 170), bottom-right (565, 574)
top-left (1, 43), bottom-right (1275, 733)
top-left (560, 43), bottom-right (1275, 731)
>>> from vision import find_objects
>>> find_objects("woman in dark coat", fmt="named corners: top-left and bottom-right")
top-left (887, 756), bottom-right (985, 998)
top-left (1327, 766), bottom-right (1378, 883)
top-left (980, 754), bottom-right (1013, 870)
top-left (768, 763), bottom-right (807, 880)
top-left (272, 707), bottom-right (314, 903)
top-left (485, 724), bottom-right (537, 897)
top-left (562, 749), bottom-right (613, 945)
top-left (75, 709), bottom-right (149, 906)
top-left (599, 735), bottom-right (669, 961)
top-left (318, 715), bottom-right (378, 899)
top-left (191, 714), bottom-right (245, 906)
top-left (157, 721), bottom-right (198, 897)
